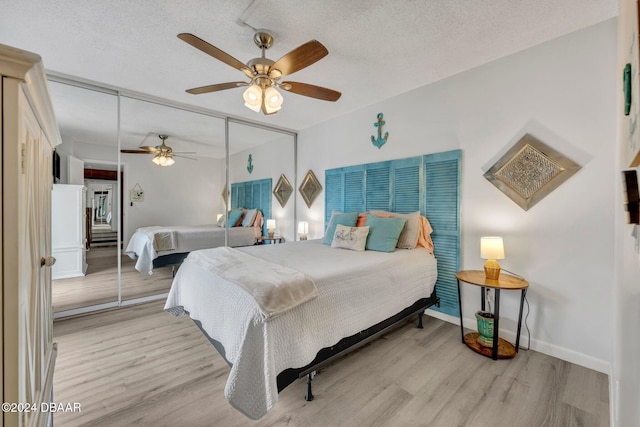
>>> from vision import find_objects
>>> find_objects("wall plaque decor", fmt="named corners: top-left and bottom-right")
top-left (273, 174), bottom-right (293, 208)
top-left (299, 170), bottom-right (322, 208)
top-left (484, 134), bottom-right (581, 211)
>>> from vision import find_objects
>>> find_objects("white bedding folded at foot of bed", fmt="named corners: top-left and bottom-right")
top-left (187, 247), bottom-right (318, 319)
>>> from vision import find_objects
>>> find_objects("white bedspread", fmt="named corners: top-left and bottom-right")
top-left (124, 225), bottom-right (256, 274)
top-left (164, 239), bottom-right (437, 419)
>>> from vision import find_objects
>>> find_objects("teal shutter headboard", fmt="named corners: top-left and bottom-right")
top-left (231, 178), bottom-right (272, 235)
top-left (324, 150), bottom-right (461, 317)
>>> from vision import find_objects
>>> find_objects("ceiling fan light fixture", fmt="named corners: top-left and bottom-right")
top-left (243, 84), bottom-right (262, 112)
top-left (264, 86), bottom-right (283, 114)
top-left (152, 153), bottom-right (175, 167)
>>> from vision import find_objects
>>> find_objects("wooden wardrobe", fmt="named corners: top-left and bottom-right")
top-left (1, 44), bottom-right (61, 427)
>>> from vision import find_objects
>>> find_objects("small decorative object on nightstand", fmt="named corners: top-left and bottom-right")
top-left (456, 270), bottom-right (528, 360)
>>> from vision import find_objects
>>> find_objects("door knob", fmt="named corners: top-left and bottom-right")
top-left (40, 256), bottom-right (56, 267)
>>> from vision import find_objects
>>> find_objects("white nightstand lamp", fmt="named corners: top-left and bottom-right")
top-left (266, 219), bottom-right (276, 238)
top-left (481, 236), bottom-right (505, 280)
top-left (298, 221), bottom-right (309, 240)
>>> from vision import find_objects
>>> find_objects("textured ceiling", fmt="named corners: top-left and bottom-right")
top-left (0, 0), bottom-right (617, 153)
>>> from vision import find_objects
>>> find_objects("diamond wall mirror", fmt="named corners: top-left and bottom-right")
top-left (299, 170), bottom-right (323, 208)
top-left (273, 174), bottom-right (293, 208)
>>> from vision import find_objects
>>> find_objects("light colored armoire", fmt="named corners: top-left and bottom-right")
top-left (1, 44), bottom-right (61, 427)
top-left (52, 184), bottom-right (87, 279)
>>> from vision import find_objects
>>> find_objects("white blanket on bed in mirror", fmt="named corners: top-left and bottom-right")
top-left (164, 239), bottom-right (437, 419)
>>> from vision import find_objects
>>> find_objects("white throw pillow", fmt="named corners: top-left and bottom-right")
top-left (331, 224), bottom-right (369, 252)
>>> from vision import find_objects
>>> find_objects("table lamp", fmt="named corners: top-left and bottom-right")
top-left (266, 219), bottom-right (276, 238)
top-left (481, 236), bottom-right (504, 280)
top-left (298, 221), bottom-right (309, 240)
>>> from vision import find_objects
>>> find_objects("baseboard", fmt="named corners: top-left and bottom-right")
top-left (425, 309), bottom-right (611, 374)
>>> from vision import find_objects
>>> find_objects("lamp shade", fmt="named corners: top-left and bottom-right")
top-left (243, 84), bottom-right (262, 112)
top-left (266, 219), bottom-right (276, 230)
top-left (480, 237), bottom-right (505, 260)
top-left (298, 221), bottom-right (308, 234)
top-left (263, 86), bottom-right (283, 114)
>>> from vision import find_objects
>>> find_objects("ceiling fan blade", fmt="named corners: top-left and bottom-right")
top-left (281, 81), bottom-right (342, 102)
top-left (172, 152), bottom-right (197, 154)
top-left (139, 146), bottom-right (159, 152)
top-left (173, 155), bottom-right (198, 161)
top-left (178, 33), bottom-right (252, 77)
top-left (270, 40), bottom-right (328, 78)
top-left (120, 149), bottom-right (152, 154)
top-left (186, 81), bottom-right (248, 95)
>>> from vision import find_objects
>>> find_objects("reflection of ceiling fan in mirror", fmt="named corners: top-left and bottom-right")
top-left (120, 134), bottom-right (196, 167)
top-left (178, 30), bottom-right (341, 115)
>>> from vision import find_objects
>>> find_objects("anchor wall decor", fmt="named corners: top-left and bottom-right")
top-left (371, 113), bottom-right (389, 149)
top-left (247, 154), bottom-right (254, 174)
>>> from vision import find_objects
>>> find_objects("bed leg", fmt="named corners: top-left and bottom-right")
top-left (417, 311), bottom-right (424, 329)
top-left (305, 371), bottom-right (315, 401)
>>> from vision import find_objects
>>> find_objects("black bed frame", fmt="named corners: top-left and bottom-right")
top-left (192, 292), bottom-right (440, 402)
top-left (152, 252), bottom-right (190, 277)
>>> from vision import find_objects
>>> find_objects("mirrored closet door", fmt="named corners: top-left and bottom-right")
top-left (49, 80), bottom-right (120, 315)
top-left (119, 96), bottom-right (226, 304)
top-left (228, 122), bottom-right (296, 242)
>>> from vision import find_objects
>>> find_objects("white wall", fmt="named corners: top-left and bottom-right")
top-left (298, 20), bottom-right (617, 374)
top-left (123, 152), bottom-right (222, 245)
top-left (615, 1), bottom-right (640, 426)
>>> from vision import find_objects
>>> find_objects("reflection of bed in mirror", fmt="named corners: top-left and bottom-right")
top-left (125, 177), bottom-right (273, 274)
top-left (124, 223), bottom-right (259, 275)
top-left (164, 150), bottom-right (461, 419)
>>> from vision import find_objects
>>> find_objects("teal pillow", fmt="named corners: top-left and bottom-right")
top-left (227, 209), bottom-right (244, 227)
top-left (323, 211), bottom-right (359, 245)
top-left (365, 215), bottom-right (407, 252)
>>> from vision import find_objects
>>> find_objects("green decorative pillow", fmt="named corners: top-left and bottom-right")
top-left (323, 211), bottom-right (359, 245)
top-left (365, 215), bottom-right (407, 252)
top-left (227, 209), bottom-right (244, 227)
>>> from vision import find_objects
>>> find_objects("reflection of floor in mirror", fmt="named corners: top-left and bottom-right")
top-left (52, 246), bottom-right (173, 313)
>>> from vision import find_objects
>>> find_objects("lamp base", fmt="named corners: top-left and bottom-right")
top-left (268, 231), bottom-right (275, 239)
top-left (484, 259), bottom-right (501, 280)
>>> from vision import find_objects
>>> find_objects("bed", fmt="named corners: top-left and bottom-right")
top-left (165, 239), bottom-right (438, 419)
top-left (163, 150), bottom-right (462, 419)
top-left (125, 177), bottom-right (273, 274)
top-left (124, 224), bottom-right (258, 274)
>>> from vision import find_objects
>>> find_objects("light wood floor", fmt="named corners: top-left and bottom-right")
top-left (52, 301), bottom-right (610, 427)
top-left (52, 247), bottom-right (172, 312)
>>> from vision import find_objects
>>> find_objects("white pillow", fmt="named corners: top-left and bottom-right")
top-left (241, 208), bottom-right (258, 227)
top-left (331, 224), bottom-right (369, 252)
top-left (369, 210), bottom-right (420, 249)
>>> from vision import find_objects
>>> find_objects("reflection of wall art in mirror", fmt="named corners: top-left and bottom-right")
top-left (130, 183), bottom-right (144, 202)
top-left (299, 170), bottom-right (323, 208)
top-left (483, 133), bottom-right (581, 211)
top-left (273, 174), bottom-right (293, 208)
top-left (247, 154), bottom-right (254, 174)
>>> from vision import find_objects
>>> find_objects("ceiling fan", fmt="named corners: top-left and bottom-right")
top-left (178, 30), bottom-right (341, 115)
top-left (120, 134), bottom-right (196, 167)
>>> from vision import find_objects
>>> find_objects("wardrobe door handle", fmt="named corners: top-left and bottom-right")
top-left (40, 256), bottom-right (56, 267)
